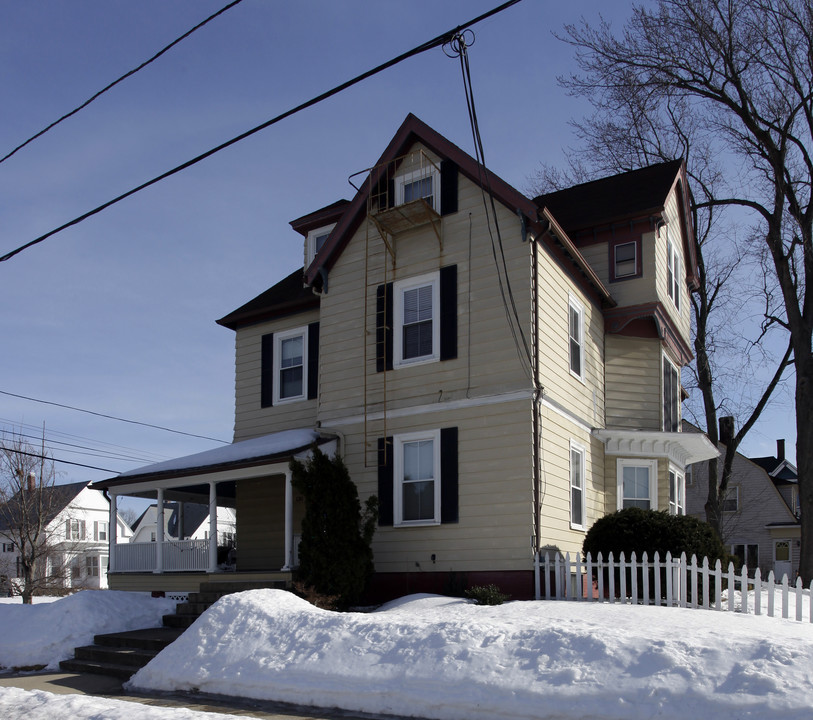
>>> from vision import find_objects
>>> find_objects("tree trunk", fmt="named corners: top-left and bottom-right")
top-left (796, 353), bottom-right (813, 583)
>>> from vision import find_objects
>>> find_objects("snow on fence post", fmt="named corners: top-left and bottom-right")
top-left (754, 569), bottom-right (762, 616)
top-left (619, 552), bottom-right (627, 604)
top-left (597, 552), bottom-right (605, 602)
top-left (608, 552), bottom-right (616, 604)
top-left (781, 574), bottom-right (790, 619)
top-left (714, 559), bottom-right (722, 611)
top-left (642, 552), bottom-right (650, 606)
top-left (653, 552), bottom-right (662, 607)
top-left (665, 551), bottom-right (673, 607)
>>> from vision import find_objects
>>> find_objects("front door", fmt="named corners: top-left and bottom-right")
top-left (774, 540), bottom-right (792, 581)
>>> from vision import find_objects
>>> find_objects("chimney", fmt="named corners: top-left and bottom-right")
top-left (26, 472), bottom-right (36, 492)
top-left (718, 416), bottom-right (735, 446)
top-left (777, 439), bottom-right (785, 462)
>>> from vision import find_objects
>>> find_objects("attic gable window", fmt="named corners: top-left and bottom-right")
top-left (396, 168), bottom-right (439, 209)
top-left (306, 223), bottom-right (336, 268)
top-left (614, 241), bottom-right (637, 278)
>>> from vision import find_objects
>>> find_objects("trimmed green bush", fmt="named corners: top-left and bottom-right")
top-left (290, 447), bottom-right (378, 609)
top-left (465, 584), bottom-right (510, 605)
top-left (582, 507), bottom-right (727, 563)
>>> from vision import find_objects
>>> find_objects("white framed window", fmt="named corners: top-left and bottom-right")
top-left (733, 542), bottom-right (759, 571)
top-left (617, 459), bottom-right (658, 511)
top-left (614, 241), bottom-right (637, 278)
top-left (393, 272), bottom-right (440, 368)
top-left (666, 227), bottom-right (682, 311)
top-left (568, 295), bottom-right (584, 381)
top-left (306, 223), bottom-right (336, 267)
top-left (85, 555), bottom-right (100, 577)
top-left (394, 429), bottom-right (441, 526)
top-left (396, 168), bottom-right (439, 209)
top-left (66, 519), bottom-right (86, 541)
top-left (570, 441), bottom-right (587, 530)
top-left (273, 326), bottom-right (308, 403)
top-left (668, 466), bottom-right (685, 515)
top-left (663, 355), bottom-right (680, 432)
top-left (94, 521), bottom-right (108, 542)
top-left (722, 486), bottom-right (739, 512)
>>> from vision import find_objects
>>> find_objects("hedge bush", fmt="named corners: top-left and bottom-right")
top-left (583, 507), bottom-right (727, 564)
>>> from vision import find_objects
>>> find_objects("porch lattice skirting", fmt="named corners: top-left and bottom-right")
top-left (535, 551), bottom-right (813, 623)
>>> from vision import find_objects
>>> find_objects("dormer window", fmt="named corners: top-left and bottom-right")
top-left (306, 223), bottom-right (336, 268)
top-left (396, 168), bottom-right (439, 209)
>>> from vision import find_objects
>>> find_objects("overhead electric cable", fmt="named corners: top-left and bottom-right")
top-left (0, 0), bottom-right (245, 166)
top-left (4, 448), bottom-right (117, 473)
top-left (0, 0), bottom-right (522, 264)
top-left (0, 389), bottom-right (229, 443)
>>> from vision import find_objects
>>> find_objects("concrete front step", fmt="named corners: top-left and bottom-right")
top-left (74, 644), bottom-right (157, 668)
top-left (93, 627), bottom-right (184, 651)
top-left (59, 657), bottom-right (140, 681)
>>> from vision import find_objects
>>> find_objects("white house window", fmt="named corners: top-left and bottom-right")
top-left (570, 441), bottom-right (586, 530)
top-left (723, 486), bottom-right (739, 512)
top-left (614, 241), bottom-right (637, 278)
top-left (663, 356), bottom-right (680, 432)
top-left (396, 168), bottom-right (439, 209)
top-left (306, 223), bottom-right (336, 267)
top-left (94, 521), bottom-right (108, 542)
top-left (617, 459), bottom-right (658, 511)
top-left (733, 543), bottom-right (759, 571)
top-left (393, 273), bottom-right (440, 368)
top-left (394, 429), bottom-right (441, 526)
top-left (669, 468), bottom-right (685, 515)
top-left (666, 229), bottom-right (682, 311)
top-left (86, 555), bottom-right (100, 577)
top-left (66, 519), bottom-right (86, 541)
top-left (273, 327), bottom-right (308, 403)
top-left (568, 295), bottom-right (584, 380)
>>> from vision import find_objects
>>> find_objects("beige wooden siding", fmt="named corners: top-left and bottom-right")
top-left (534, 249), bottom-right (604, 429)
top-left (232, 308), bottom-right (320, 442)
top-left (326, 399), bottom-right (534, 574)
top-left (316, 151), bottom-right (533, 427)
top-left (579, 239), bottom-right (658, 309)
top-left (604, 335), bottom-right (662, 430)
top-left (535, 404), bottom-right (605, 559)
top-left (235, 476), bottom-right (285, 570)
top-left (657, 190), bottom-right (691, 345)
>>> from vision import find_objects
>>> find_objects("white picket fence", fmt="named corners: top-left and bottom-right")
top-left (534, 551), bottom-right (813, 623)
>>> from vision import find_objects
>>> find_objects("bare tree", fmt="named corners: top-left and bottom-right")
top-left (540, 0), bottom-right (809, 571)
top-left (0, 431), bottom-right (69, 603)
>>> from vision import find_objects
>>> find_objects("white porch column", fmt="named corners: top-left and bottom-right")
top-left (282, 469), bottom-right (293, 570)
top-left (208, 481), bottom-right (218, 573)
top-left (155, 488), bottom-right (164, 574)
top-left (108, 492), bottom-right (118, 573)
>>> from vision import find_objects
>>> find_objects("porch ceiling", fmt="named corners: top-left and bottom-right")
top-left (593, 428), bottom-right (718, 467)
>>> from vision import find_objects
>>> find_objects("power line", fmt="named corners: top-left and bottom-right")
top-left (0, 0), bottom-right (523, 264)
top-left (3, 448), bottom-right (117, 474)
top-left (0, 0), bottom-right (245, 166)
top-left (0, 390), bottom-right (229, 443)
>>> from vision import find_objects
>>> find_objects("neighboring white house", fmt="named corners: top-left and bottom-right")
top-left (0, 480), bottom-right (133, 594)
top-left (131, 502), bottom-right (236, 547)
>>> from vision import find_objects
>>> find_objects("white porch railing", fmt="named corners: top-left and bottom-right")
top-left (535, 551), bottom-right (813, 623)
top-left (114, 540), bottom-right (210, 573)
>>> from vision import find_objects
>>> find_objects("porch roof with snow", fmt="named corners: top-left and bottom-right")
top-left (93, 429), bottom-right (334, 490)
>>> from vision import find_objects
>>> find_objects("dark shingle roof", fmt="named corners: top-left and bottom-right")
top-left (534, 160), bottom-right (683, 235)
top-left (0, 480), bottom-right (90, 533)
top-left (216, 268), bottom-right (318, 330)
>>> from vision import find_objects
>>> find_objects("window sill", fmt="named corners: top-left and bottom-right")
top-left (395, 519), bottom-right (441, 528)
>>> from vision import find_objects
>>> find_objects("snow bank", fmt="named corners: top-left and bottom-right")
top-left (130, 589), bottom-right (813, 720)
top-left (0, 687), bottom-right (256, 720)
top-left (0, 591), bottom-right (176, 670)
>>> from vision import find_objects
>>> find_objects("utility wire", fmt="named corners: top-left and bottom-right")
top-left (0, 0), bottom-right (522, 264)
top-left (0, 0), bottom-right (245, 166)
top-left (4, 448), bottom-right (117, 473)
top-left (0, 390), bottom-right (229, 443)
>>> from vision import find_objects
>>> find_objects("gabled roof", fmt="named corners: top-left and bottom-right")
top-left (533, 160), bottom-right (684, 234)
top-left (216, 268), bottom-right (318, 331)
top-left (0, 480), bottom-right (91, 533)
top-left (750, 455), bottom-right (798, 484)
top-left (303, 113), bottom-right (612, 306)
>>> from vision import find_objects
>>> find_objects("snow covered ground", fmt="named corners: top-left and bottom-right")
top-left (0, 591), bottom-right (175, 670)
top-left (2, 588), bottom-right (813, 720)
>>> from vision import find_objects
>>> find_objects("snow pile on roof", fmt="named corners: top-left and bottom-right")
top-left (0, 591), bottom-right (176, 670)
top-left (0, 687), bottom-right (256, 720)
top-left (117, 429), bottom-right (322, 478)
top-left (129, 589), bottom-right (813, 720)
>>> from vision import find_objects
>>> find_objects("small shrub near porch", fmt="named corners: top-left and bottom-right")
top-left (290, 447), bottom-right (378, 609)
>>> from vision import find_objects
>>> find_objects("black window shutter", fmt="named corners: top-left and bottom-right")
top-left (387, 177), bottom-right (395, 209)
top-left (439, 264), bottom-right (458, 361)
top-left (440, 427), bottom-right (459, 523)
top-left (375, 283), bottom-right (394, 372)
top-left (261, 333), bottom-right (274, 408)
top-left (307, 322), bottom-right (319, 400)
top-left (377, 436), bottom-right (394, 526)
top-left (440, 160), bottom-right (458, 216)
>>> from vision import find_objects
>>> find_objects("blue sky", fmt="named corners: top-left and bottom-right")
top-left (0, 0), bottom-right (796, 492)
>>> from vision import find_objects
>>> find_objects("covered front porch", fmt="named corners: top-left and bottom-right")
top-left (92, 429), bottom-right (335, 592)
